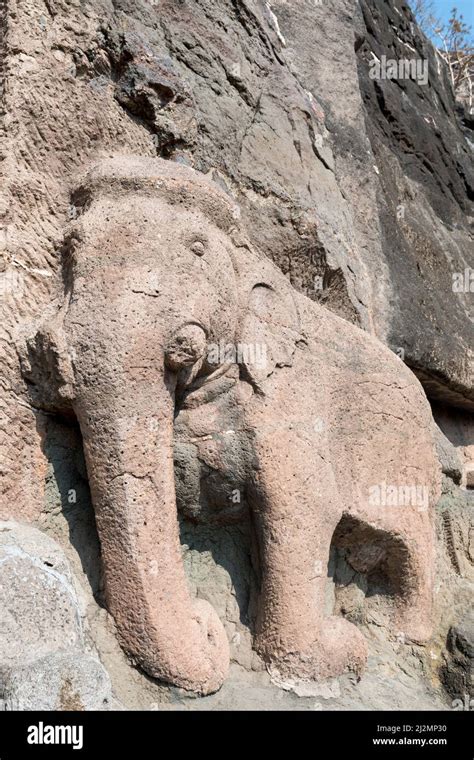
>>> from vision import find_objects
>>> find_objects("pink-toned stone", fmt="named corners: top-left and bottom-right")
top-left (20, 157), bottom-right (441, 694)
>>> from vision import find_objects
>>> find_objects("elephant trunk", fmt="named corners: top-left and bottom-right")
top-left (74, 370), bottom-right (229, 694)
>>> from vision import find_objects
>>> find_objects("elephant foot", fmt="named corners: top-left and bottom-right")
top-left (315, 617), bottom-right (368, 678)
top-left (261, 616), bottom-right (368, 683)
top-left (138, 599), bottom-right (230, 695)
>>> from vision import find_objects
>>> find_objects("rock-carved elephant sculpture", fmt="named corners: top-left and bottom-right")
top-left (19, 157), bottom-right (440, 695)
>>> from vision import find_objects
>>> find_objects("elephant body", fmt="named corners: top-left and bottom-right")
top-left (19, 156), bottom-right (440, 694)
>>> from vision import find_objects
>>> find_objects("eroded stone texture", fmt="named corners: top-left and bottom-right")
top-left (0, 521), bottom-right (114, 710)
top-left (0, 521), bottom-right (83, 668)
top-left (3, 652), bottom-right (112, 711)
top-left (355, 0), bottom-right (473, 409)
top-left (440, 613), bottom-right (474, 702)
top-left (271, 0), bottom-right (473, 409)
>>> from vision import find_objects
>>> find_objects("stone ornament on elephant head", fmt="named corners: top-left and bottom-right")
top-left (19, 156), bottom-right (441, 695)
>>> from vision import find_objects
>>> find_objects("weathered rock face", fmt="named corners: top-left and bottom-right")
top-left (0, 522), bottom-right (113, 710)
top-left (0, 0), bottom-right (472, 710)
top-left (355, 0), bottom-right (474, 409)
top-left (440, 612), bottom-right (474, 700)
top-left (0, 522), bottom-right (83, 668)
top-left (3, 653), bottom-right (112, 711)
top-left (271, 0), bottom-right (474, 409)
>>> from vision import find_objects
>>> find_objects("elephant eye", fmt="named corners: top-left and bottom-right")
top-left (190, 240), bottom-right (206, 256)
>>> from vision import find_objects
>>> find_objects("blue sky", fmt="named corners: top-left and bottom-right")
top-left (431, 0), bottom-right (473, 28)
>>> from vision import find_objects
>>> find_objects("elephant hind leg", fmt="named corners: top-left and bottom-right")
top-left (253, 521), bottom-right (369, 681)
top-left (332, 513), bottom-right (434, 644)
top-left (383, 533), bottom-right (434, 644)
top-left (249, 441), bottom-right (368, 681)
top-left (255, 489), bottom-right (367, 680)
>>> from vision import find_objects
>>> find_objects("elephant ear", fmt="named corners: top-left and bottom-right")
top-left (18, 312), bottom-right (76, 412)
top-left (238, 280), bottom-right (301, 389)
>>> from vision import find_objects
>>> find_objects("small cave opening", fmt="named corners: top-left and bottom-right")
top-left (431, 401), bottom-right (474, 490)
top-left (326, 514), bottom-right (413, 632)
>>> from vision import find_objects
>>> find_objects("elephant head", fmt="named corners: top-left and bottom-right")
top-left (19, 156), bottom-right (301, 694)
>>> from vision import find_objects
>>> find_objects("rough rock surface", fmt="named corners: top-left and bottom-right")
top-left (0, 522), bottom-right (112, 710)
top-left (0, 521), bottom-right (83, 668)
top-left (3, 653), bottom-right (112, 711)
top-left (440, 612), bottom-right (474, 700)
top-left (0, 0), bottom-right (472, 710)
top-left (273, 0), bottom-right (473, 409)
